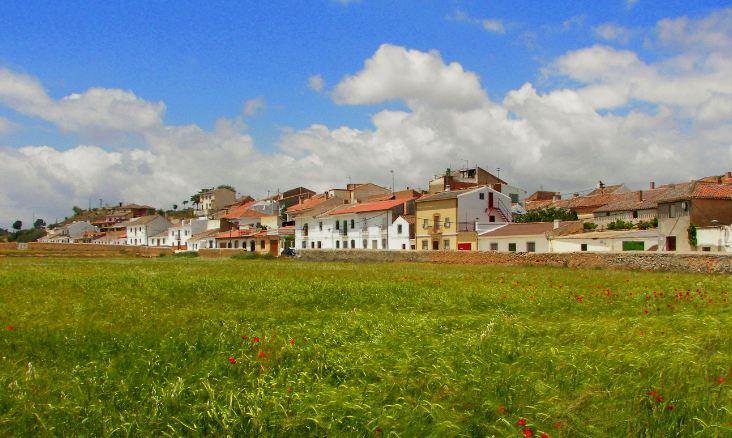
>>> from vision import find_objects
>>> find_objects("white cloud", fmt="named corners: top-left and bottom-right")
top-left (1, 8), bottom-right (732, 226)
top-left (308, 74), bottom-right (325, 92)
top-left (594, 23), bottom-right (633, 44)
top-left (243, 97), bottom-right (266, 117)
top-left (448, 10), bottom-right (506, 34)
top-left (333, 44), bottom-right (487, 110)
top-left (0, 116), bottom-right (16, 134)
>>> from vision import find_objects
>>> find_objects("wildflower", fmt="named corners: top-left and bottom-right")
top-left (666, 405), bottom-right (674, 411)
top-left (656, 395), bottom-right (663, 403)
top-left (258, 351), bottom-right (265, 358)
top-left (290, 338), bottom-right (295, 346)
top-left (554, 422), bottom-right (562, 429)
top-left (717, 377), bottom-right (726, 384)
top-left (523, 429), bottom-right (533, 437)
top-left (517, 418), bottom-right (527, 426)
top-left (540, 433), bottom-right (549, 438)
top-left (5, 325), bottom-right (13, 331)
top-left (497, 405), bottom-right (506, 414)
top-left (375, 427), bottom-right (382, 435)
top-left (241, 335), bottom-right (248, 340)
top-left (575, 295), bottom-right (583, 303)
top-left (228, 356), bottom-right (236, 364)
top-left (253, 336), bottom-right (260, 343)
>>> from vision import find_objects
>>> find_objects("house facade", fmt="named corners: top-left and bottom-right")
top-left (122, 215), bottom-right (172, 246)
top-left (167, 218), bottom-right (208, 249)
top-left (549, 229), bottom-right (660, 252)
top-left (478, 221), bottom-right (582, 253)
top-left (197, 187), bottom-right (237, 217)
top-left (415, 186), bottom-right (512, 251)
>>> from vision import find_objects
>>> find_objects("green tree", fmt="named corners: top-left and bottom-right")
top-left (172, 204), bottom-right (178, 211)
top-left (72, 206), bottom-right (84, 216)
top-left (33, 218), bottom-right (46, 229)
top-left (217, 184), bottom-right (236, 193)
top-left (12, 220), bottom-right (22, 231)
top-left (514, 207), bottom-right (578, 223)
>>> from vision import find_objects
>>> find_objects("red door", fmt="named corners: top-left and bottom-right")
top-left (457, 243), bottom-right (472, 251)
top-left (270, 239), bottom-right (279, 256)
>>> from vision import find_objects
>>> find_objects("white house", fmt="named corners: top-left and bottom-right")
top-left (39, 221), bottom-right (98, 243)
top-left (696, 225), bottom-right (732, 252)
top-left (478, 221), bottom-right (582, 253)
top-left (167, 218), bottom-right (208, 249)
top-left (121, 215), bottom-right (172, 246)
top-left (548, 229), bottom-right (660, 252)
top-left (187, 229), bottom-right (221, 251)
top-left (323, 196), bottom-right (418, 250)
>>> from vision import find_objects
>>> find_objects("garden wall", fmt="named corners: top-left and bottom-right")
top-left (297, 250), bottom-right (732, 274)
top-left (1, 243), bottom-right (173, 257)
top-left (0, 243), bottom-right (18, 250)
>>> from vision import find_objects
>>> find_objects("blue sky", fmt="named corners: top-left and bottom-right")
top-left (0, 0), bottom-right (723, 149)
top-left (0, 1), bottom-right (730, 225)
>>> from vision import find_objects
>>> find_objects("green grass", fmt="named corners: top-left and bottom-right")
top-left (0, 258), bottom-right (730, 436)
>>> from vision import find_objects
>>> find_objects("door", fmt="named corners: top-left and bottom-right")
top-left (666, 236), bottom-right (676, 251)
top-left (250, 241), bottom-right (256, 252)
top-left (270, 239), bottom-right (278, 256)
top-left (432, 240), bottom-right (439, 250)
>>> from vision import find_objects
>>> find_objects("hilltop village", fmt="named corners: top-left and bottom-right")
top-left (36, 166), bottom-right (732, 254)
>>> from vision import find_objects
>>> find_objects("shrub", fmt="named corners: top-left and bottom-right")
top-left (607, 219), bottom-right (634, 230)
top-left (583, 222), bottom-right (598, 231)
top-left (515, 207), bottom-right (578, 223)
top-left (688, 224), bottom-right (698, 247)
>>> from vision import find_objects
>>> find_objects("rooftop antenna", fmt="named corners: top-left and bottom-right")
top-left (496, 167), bottom-right (501, 180)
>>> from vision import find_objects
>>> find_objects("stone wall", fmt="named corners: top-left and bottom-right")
top-left (297, 249), bottom-right (732, 274)
top-left (198, 249), bottom-right (249, 258)
top-left (2, 243), bottom-right (174, 257)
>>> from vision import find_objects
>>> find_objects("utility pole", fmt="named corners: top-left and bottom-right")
top-left (390, 170), bottom-right (394, 195)
top-left (496, 167), bottom-right (501, 180)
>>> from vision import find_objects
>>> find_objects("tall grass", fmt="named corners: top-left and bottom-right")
top-left (0, 258), bottom-right (730, 436)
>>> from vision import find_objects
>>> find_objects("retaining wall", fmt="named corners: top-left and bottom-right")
top-left (297, 249), bottom-right (732, 274)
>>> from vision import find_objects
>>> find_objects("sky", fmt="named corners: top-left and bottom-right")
top-left (0, 0), bottom-right (731, 226)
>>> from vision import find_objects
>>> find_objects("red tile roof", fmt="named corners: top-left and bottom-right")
top-left (220, 201), bottom-right (258, 219)
top-left (692, 183), bottom-right (732, 200)
top-left (328, 197), bottom-right (413, 215)
top-left (214, 229), bottom-right (258, 239)
top-left (286, 193), bottom-right (329, 213)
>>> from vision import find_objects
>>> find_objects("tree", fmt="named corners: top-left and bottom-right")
top-left (12, 220), bottom-right (22, 231)
top-left (183, 200), bottom-right (189, 208)
top-left (514, 207), bottom-right (578, 223)
top-left (72, 206), bottom-right (84, 216)
top-left (172, 204), bottom-right (178, 211)
top-left (217, 184), bottom-right (236, 193)
top-left (33, 218), bottom-right (46, 229)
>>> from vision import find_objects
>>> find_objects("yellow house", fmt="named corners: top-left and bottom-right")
top-left (415, 186), bottom-right (513, 251)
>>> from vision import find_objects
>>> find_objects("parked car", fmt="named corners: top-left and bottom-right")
top-left (281, 247), bottom-right (297, 257)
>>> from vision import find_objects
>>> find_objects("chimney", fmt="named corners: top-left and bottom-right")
top-left (598, 180), bottom-right (605, 190)
top-left (553, 192), bottom-right (561, 201)
top-left (573, 193), bottom-right (580, 198)
top-left (638, 190), bottom-right (643, 201)
top-left (726, 171), bottom-right (732, 178)
top-left (553, 219), bottom-right (560, 229)
top-left (650, 181), bottom-right (655, 189)
top-left (718, 176), bottom-right (723, 184)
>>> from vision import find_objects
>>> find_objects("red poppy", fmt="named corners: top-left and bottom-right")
top-left (646, 390), bottom-right (659, 397)
top-left (241, 336), bottom-right (248, 340)
top-left (517, 418), bottom-right (527, 426)
top-left (718, 377), bottom-right (726, 384)
top-left (253, 336), bottom-right (260, 343)
top-left (497, 405), bottom-right (506, 414)
top-left (540, 433), bottom-right (549, 438)
top-left (258, 351), bottom-right (265, 358)
top-left (5, 325), bottom-right (12, 331)
top-left (554, 422), bottom-right (561, 429)
top-left (656, 395), bottom-right (663, 402)
top-left (666, 405), bottom-right (674, 411)
top-left (228, 356), bottom-right (236, 364)
top-left (523, 429), bottom-right (533, 437)
top-left (375, 427), bottom-right (382, 435)
top-left (290, 338), bottom-right (295, 346)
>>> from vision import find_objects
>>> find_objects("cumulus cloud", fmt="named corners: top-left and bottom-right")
top-left (0, 116), bottom-right (16, 134)
top-left (1, 8), bottom-right (731, 226)
top-left (594, 23), bottom-right (633, 44)
top-left (308, 74), bottom-right (325, 92)
top-left (448, 10), bottom-right (506, 34)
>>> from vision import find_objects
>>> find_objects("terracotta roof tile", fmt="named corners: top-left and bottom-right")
top-left (286, 193), bottom-right (329, 213)
top-left (692, 183), bottom-right (732, 200)
top-left (328, 197), bottom-right (414, 215)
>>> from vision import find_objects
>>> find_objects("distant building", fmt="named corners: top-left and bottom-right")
top-left (121, 215), bottom-right (172, 246)
top-left (478, 220), bottom-right (582, 253)
top-left (197, 187), bottom-right (237, 217)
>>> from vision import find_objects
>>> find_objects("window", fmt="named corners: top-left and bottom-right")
top-left (302, 241), bottom-right (306, 249)
top-left (526, 242), bottom-right (536, 253)
top-left (444, 218), bottom-right (451, 228)
top-left (336, 240), bottom-right (340, 249)
top-left (351, 240), bottom-right (355, 248)
top-left (402, 244), bottom-right (406, 250)
top-left (317, 241), bottom-right (322, 249)
top-left (351, 219), bottom-right (355, 229)
top-left (443, 239), bottom-right (450, 250)
top-left (581, 243), bottom-right (588, 251)
top-left (422, 240), bottom-right (428, 250)
top-left (423, 218), bottom-right (429, 229)
top-left (363, 239), bottom-right (368, 249)
top-left (432, 240), bottom-right (439, 250)
top-left (479, 192), bottom-right (485, 200)
top-left (489, 215), bottom-right (495, 223)
top-left (510, 193), bottom-right (519, 203)
top-left (343, 241), bottom-right (348, 249)
top-left (343, 221), bottom-right (348, 233)
top-left (311, 242), bottom-right (315, 249)
top-left (508, 243), bottom-right (517, 252)
top-left (319, 222), bottom-right (323, 231)
top-left (234, 240), bottom-right (239, 248)
top-left (666, 236), bottom-right (676, 251)
top-left (260, 240), bottom-right (265, 249)
top-left (489, 242), bottom-right (498, 251)
top-left (382, 238), bottom-right (387, 249)
top-left (702, 246), bottom-right (711, 252)
top-left (632, 210), bottom-right (638, 219)
top-left (397, 224), bottom-right (403, 234)
top-left (335, 221), bottom-right (340, 230)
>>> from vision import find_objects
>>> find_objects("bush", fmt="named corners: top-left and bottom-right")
top-left (583, 222), bottom-right (598, 231)
top-left (607, 219), bottom-right (634, 230)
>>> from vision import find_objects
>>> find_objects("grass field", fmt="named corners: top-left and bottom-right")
top-left (1, 257), bottom-right (730, 436)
